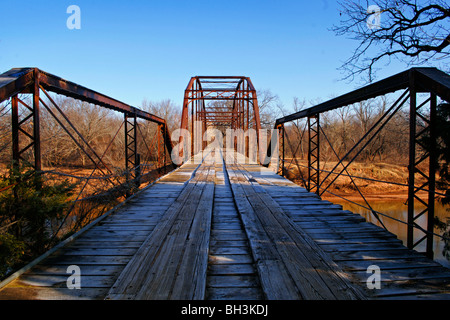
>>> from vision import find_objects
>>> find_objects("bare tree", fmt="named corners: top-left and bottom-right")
top-left (40, 97), bottom-right (114, 167)
top-left (257, 89), bottom-right (284, 129)
top-left (333, 0), bottom-right (450, 82)
top-left (141, 99), bottom-right (181, 135)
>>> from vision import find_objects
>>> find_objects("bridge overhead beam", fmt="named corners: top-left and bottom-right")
top-left (179, 76), bottom-right (262, 164)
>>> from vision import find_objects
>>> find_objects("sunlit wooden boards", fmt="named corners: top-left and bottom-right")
top-left (247, 163), bottom-right (450, 300)
top-left (0, 165), bottom-right (189, 300)
top-left (206, 161), bottom-right (264, 300)
top-left (1, 150), bottom-right (449, 300)
top-left (223, 152), bottom-right (366, 300)
top-left (106, 155), bottom-right (215, 300)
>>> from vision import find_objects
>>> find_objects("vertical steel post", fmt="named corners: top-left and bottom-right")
top-left (407, 84), bottom-right (436, 258)
top-left (11, 95), bottom-right (19, 167)
top-left (246, 85), bottom-right (250, 158)
top-left (33, 69), bottom-right (41, 172)
top-left (124, 113), bottom-right (130, 196)
top-left (427, 93), bottom-right (437, 258)
top-left (163, 123), bottom-right (167, 172)
top-left (33, 69), bottom-right (44, 248)
top-left (315, 115), bottom-right (320, 196)
top-left (307, 115), bottom-right (320, 195)
top-left (407, 76), bottom-right (416, 251)
top-left (157, 123), bottom-right (162, 172)
top-left (125, 113), bottom-right (138, 196)
top-left (307, 117), bottom-right (312, 192)
top-left (135, 153), bottom-right (141, 188)
top-left (279, 124), bottom-right (285, 177)
top-left (11, 71), bottom-right (42, 180)
top-left (191, 83), bottom-right (194, 157)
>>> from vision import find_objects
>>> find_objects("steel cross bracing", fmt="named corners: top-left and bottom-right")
top-left (179, 76), bottom-right (263, 164)
top-left (0, 67), bottom-right (175, 195)
top-left (272, 67), bottom-right (450, 259)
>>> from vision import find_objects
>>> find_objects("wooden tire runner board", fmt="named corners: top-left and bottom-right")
top-left (0, 149), bottom-right (449, 300)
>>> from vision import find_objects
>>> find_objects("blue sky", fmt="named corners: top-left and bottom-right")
top-left (0, 0), bottom-right (421, 112)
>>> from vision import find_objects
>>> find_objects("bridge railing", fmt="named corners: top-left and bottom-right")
top-left (0, 68), bottom-right (175, 276)
top-left (272, 67), bottom-right (450, 260)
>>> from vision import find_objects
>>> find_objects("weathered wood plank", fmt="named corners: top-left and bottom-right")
top-left (325, 256), bottom-right (444, 272)
top-left (330, 248), bottom-right (425, 261)
top-left (319, 241), bottom-right (405, 252)
top-left (16, 274), bottom-right (115, 288)
top-left (208, 254), bottom-right (254, 265)
top-left (230, 161), bottom-right (366, 300)
top-left (27, 264), bottom-right (123, 276)
top-left (209, 240), bottom-right (248, 247)
top-left (42, 255), bottom-right (131, 266)
top-left (170, 166), bottom-right (215, 299)
top-left (365, 278), bottom-right (450, 298)
top-left (210, 246), bottom-right (250, 255)
top-left (227, 164), bottom-right (332, 299)
top-left (352, 266), bottom-right (450, 282)
top-left (2, 150), bottom-right (449, 301)
top-left (206, 287), bottom-right (264, 300)
top-left (206, 157), bottom-right (264, 301)
top-left (106, 158), bottom-right (216, 300)
top-left (64, 241), bottom-right (143, 248)
top-left (56, 247), bottom-right (138, 256)
top-left (208, 264), bottom-right (256, 275)
top-left (226, 163), bottom-right (302, 299)
top-left (211, 230), bottom-right (248, 240)
top-left (207, 275), bottom-right (260, 288)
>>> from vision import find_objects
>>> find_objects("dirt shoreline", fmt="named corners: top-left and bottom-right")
top-left (321, 191), bottom-right (426, 202)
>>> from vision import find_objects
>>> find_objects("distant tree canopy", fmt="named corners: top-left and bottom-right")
top-left (434, 103), bottom-right (450, 204)
top-left (333, 0), bottom-right (450, 82)
top-left (332, 1), bottom-right (450, 205)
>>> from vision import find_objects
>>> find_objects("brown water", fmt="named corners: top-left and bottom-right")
top-left (326, 196), bottom-right (450, 269)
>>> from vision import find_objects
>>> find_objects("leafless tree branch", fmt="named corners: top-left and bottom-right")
top-left (332, 0), bottom-right (450, 82)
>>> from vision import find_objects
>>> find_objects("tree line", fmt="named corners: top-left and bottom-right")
top-left (0, 96), bottom-right (180, 170)
top-left (280, 96), bottom-right (412, 165)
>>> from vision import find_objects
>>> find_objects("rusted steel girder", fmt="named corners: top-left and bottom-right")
top-left (0, 67), bottom-right (174, 158)
top-left (273, 67), bottom-right (450, 259)
top-left (0, 67), bottom-right (176, 197)
top-left (179, 76), bottom-right (262, 163)
top-left (275, 67), bottom-right (450, 126)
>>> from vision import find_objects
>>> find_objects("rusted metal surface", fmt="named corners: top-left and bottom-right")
top-left (276, 67), bottom-right (450, 125)
top-left (0, 67), bottom-right (175, 173)
top-left (0, 67), bottom-right (177, 250)
top-left (179, 76), bottom-right (262, 163)
top-left (273, 67), bottom-right (450, 259)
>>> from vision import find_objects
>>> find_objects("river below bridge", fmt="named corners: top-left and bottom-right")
top-left (324, 195), bottom-right (450, 269)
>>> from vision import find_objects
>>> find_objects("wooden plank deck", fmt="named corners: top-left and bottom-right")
top-left (0, 149), bottom-right (449, 300)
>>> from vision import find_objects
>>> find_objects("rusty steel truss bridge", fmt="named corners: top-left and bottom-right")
top-left (0, 67), bottom-right (449, 300)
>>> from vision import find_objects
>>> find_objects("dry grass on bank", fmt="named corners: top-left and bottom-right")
top-left (282, 158), bottom-right (429, 200)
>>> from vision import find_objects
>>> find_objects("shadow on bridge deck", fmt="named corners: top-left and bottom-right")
top-left (0, 150), bottom-right (449, 300)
